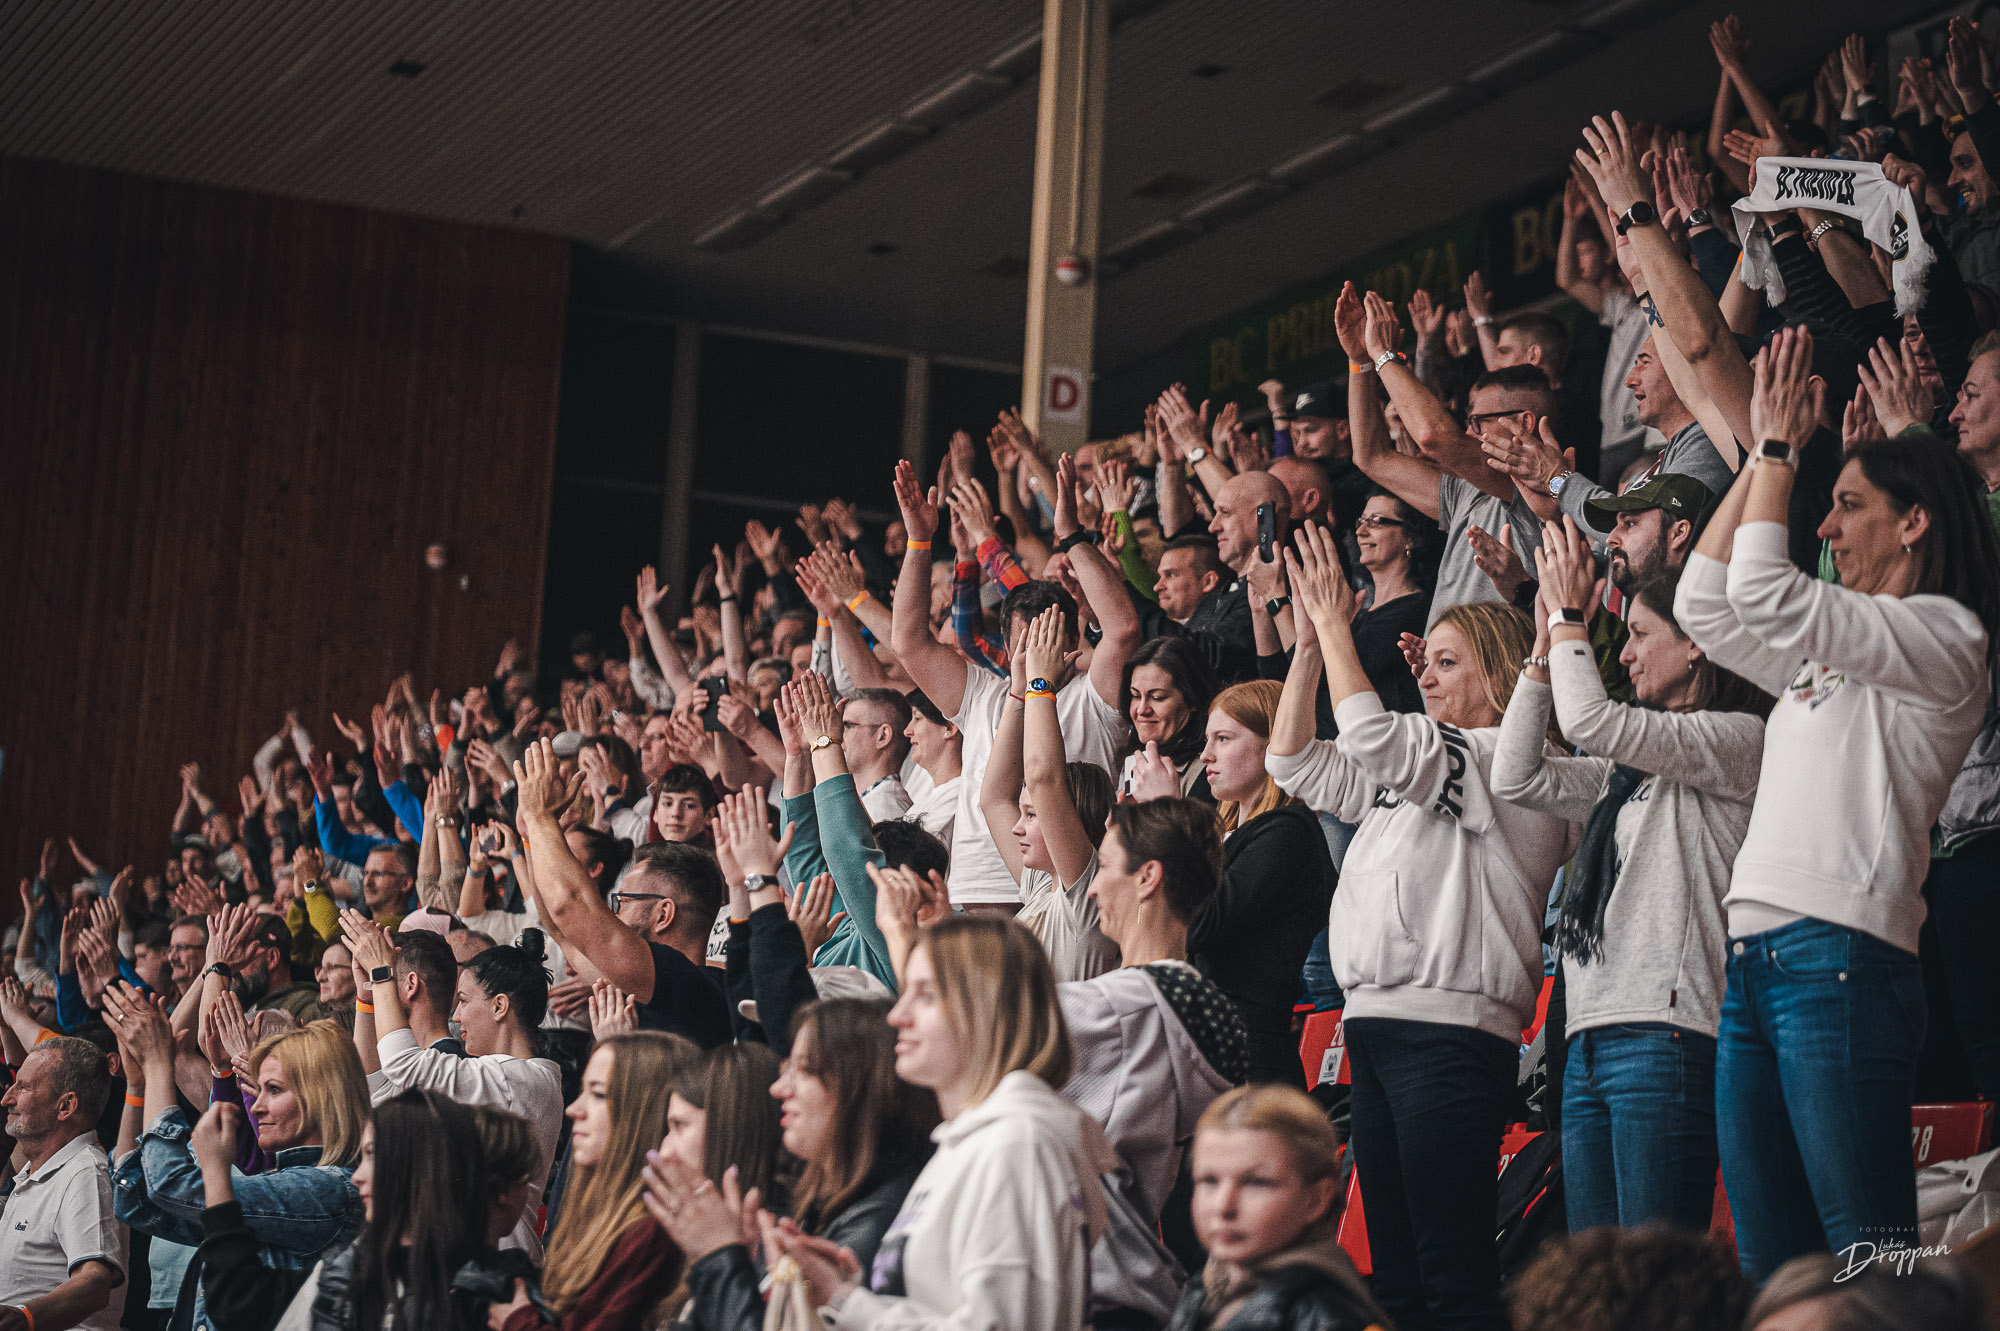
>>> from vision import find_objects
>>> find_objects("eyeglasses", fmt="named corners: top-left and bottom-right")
top-left (607, 891), bottom-right (668, 912)
top-left (361, 869), bottom-right (409, 882)
top-left (1465, 408), bottom-right (1532, 436)
top-left (1355, 515), bottom-right (1407, 531)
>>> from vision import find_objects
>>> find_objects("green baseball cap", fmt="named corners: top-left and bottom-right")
top-left (1583, 470), bottom-right (1712, 532)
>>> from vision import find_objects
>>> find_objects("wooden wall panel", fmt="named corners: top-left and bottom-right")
top-left (0, 155), bottom-right (569, 884)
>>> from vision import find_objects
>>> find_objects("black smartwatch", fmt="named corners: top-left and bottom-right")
top-left (1054, 529), bottom-right (1101, 553)
top-left (1615, 200), bottom-right (1658, 236)
top-left (369, 965), bottom-right (395, 985)
top-left (1265, 596), bottom-right (1292, 618)
top-left (203, 962), bottom-right (233, 981)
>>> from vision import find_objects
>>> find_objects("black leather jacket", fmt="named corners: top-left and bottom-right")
top-left (686, 1161), bottom-right (924, 1331)
top-left (1162, 1262), bottom-right (1390, 1331)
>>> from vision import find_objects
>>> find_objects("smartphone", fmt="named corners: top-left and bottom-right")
top-left (1257, 501), bottom-right (1277, 563)
top-left (700, 684), bottom-right (724, 733)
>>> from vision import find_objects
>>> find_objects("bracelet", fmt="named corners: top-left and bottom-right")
top-left (1807, 219), bottom-right (1839, 245)
top-left (1008, 692), bottom-right (1024, 702)
top-left (356, 1001), bottom-right (376, 1015)
top-left (904, 539), bottom-right (931, 551)
top-left (124, 1092), bottom-right (143, 1108)
top-left (1371, 349), bottom-right (1406, 373)
top-left (1473, 315), bottom-right (1496, 327)
top-left (846, 591), bottom-right (871, 611)
top-left (717, 594), bottom-right (736, 604)
top-left (1523, 655), bottom-right (1551, 670)
top-left (18, 1306), bottom-right (32, 1331)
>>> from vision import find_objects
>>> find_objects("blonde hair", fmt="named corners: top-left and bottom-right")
top-left (1197, 1084), bottom-right (1345, 1240)
top-left (1208, 681), bottom-right (1296, 834)
top-left (245, 1020), bottom-right (368, 1169)
top-left (541, 1032), bottom-right (702, 1313)
top-left (1430, 601), bottom-right (1536, 726)
top-left (916, 916), bottom-right (1071, 1108)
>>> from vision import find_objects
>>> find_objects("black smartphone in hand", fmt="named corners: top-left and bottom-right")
top-left (1257, 501), bottom-right (1277, 563)
top-left (699, 684), bottom-right (724, 733)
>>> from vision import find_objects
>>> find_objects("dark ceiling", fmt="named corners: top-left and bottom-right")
top-left (0, 0), bottom-right (1949, 377)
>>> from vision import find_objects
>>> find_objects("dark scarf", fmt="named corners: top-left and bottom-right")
top-left (1554, 764), bottom-right (1646, 964)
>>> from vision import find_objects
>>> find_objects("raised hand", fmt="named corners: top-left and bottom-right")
top-left (1535, 517), bottom-right (1606, 619)
top-left (1052, 451), bottom-right (1084, 540)
top-left (1856, 335), bottom-right (1935, 436)
top-left (1709, 14), bottom-right (1749, 72)
top-left (1285, 524), bottom-right (1357, 635)
top-left (1462, 270), bottom-right (1494, 324)
top-left (1128, 742), bottom-right (1182, 802)
top-left (1408, 288), bottom-right (1447, 349)
top-left (822, 497), bottom-right (863, 544)
top-left (191, 1102), bottom-right (242, 1180)
top-left (787, 872), bottom-right (848, 956)
top-left (1398, 634), bottom-right (1428, 681)
top-left (1748, 325), bottom-right (1826, 450)
top-left (788, 670), bottom-right (842, 753)
top-left (949, 477), bottom-right (999, 546)
top-left (1843, 383), bottom-right (1888, 451)
top-left (338, 910), bottom-right (398, 975)
top-left (1154, 386), bottom-right (1210, 461)
top-left (1466, 525), bottom-right (1530, 605)
top-left (1333, 282), bottom-right (1369, 361)
top-left (205, 903), bottom-right (259, 972)
top-left (1576, 111), bottom-right (1657, 216)
top-left (305, 746), bottom-right (335, 798)
top-left (588, 979), bottom-right (637, 1039)
top-left (891, 459), bottom-right (940, 544)
top-left (1361, 291), bottom-right (1406, 363)
top-left (744, 519), bottom-right (785, 572)
top-left (180, 763), bottom-right (204, 796)
top-left (172, 878), bottom-right (223, 919)
top-left (1947, 16), bottom-right (1991, 112)
top-left (1020, 605), bottom-right (1078, 690)
top-left (102, 981), bottom-right (173, 1068)
top-left (713, 786), bottom-right (794, 879)
top-left (1481, 414), bottom-right (1571, 498)
top-left (513, 738), bottom-right (581, 824)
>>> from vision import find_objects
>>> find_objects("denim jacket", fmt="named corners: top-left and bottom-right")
top-left (114, 1108), bottom-right (362, 1329)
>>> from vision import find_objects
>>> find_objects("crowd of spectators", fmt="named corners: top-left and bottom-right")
top-left (13, 11), bottom-right (2000, 1331)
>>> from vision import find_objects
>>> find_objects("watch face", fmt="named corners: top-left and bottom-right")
top-left (1028, 678), bottom-right (1052, 694)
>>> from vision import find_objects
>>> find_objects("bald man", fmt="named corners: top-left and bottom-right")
top-left (1181, 470), bottom-right (1292, 681)
top-left (1268, 456), bottom-right (1332, 530)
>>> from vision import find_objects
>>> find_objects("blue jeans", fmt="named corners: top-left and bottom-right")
top-left (1344, 1017), bottom-right (1516, 1331)
top-left (1300, 815), bottom-right (1355, 1011)
top-left (1716, 918), bottom-right (1924, 1281)
top-left (1562, 1022), bottom-right (1718, 1232)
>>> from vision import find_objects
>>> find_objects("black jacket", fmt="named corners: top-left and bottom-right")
top-left (195, 1202), bottom-right (311, 1331)
top-left (686, 1160), bottom-right (924, 1331)
top-left (1163, 1261), bottom-right (1389, 1331)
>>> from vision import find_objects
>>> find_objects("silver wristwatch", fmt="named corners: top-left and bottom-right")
top-left (1185, 445), bottom-right (1209, 465)
top-left (1547, 469), bottom-right (1574, 498)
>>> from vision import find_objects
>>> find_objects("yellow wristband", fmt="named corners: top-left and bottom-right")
top-left (905, 539), bottom-right (931, 551)
top-left (846, 591), bottom-right (871, 611)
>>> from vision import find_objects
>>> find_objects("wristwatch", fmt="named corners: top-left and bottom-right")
top-left (1615, 200), bottom-right (1658, 235)
top-left (1687, 207), bottom-right (1713, 230)
top-left (1372, 349), bottom-right (1405, 373)
top-left (369, 964), bottom-right (395, 985)
top-left (1185, 445), bottom-right (1209, 466)
top-left (1027, 677), bottom-right (1054, 697)
top-left (1756, 438), bottom-right (1797, 467)
top-left (203, 962), bottom-right (233, 981)
top-left (1547, 469), bottom-right (1574, 498)
top-left (743, 874), bottom-right (779, 893)
top-left (1054, 529), bottom-right (1101, 553)
top-left (1547, 607), bottom-right (1588, 630)
top-left (808, 734), bottom-right (835, 752)
top-left (1265, 595), bottom-right (1292, 618)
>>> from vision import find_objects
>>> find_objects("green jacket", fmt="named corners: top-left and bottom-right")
top-left (781, 774), bottom-right (897, 989)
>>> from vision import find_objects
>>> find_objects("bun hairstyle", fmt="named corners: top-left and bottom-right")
top-left (463, 928), bottom-right (551, 1030)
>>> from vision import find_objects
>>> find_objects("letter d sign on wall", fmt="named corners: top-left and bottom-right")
top-left (1044, 366), bottom-right (1085, 423)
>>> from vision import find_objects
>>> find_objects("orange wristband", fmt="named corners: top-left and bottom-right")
top-left (905, 539), bottom-right (931, 551)
top-left (124, 1092), bottom-right (143, 1108)
top-left (846, 591), bottom-right (871, 611)
top-left (816, 617), bottom-right (830, 628)
top-left (356, 1001), bottom-right (375, 1015)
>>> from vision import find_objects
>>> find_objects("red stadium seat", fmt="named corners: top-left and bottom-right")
top-left (1299, 1009), bottom-right (1348, 1090)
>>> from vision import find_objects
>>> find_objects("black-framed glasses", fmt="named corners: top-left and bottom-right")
top-left (1355, 515), bottom-right (1407, 531)
top-left (608, 891), bottom-right (667, 912)
top-left (1465, 408), bottom-right (1532, 435)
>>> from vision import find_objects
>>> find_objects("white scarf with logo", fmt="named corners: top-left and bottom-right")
top-left (1732, 156), bottom-right (1933, 316)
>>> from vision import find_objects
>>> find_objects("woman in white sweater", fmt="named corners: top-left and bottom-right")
top-left (1267, 525), bottom-right (1573, 1331)
top-left (1672, 328), bottom-right (2000, 1280)
top-left (771, 915), bottom-right (1117, 1331)
top-left (1492, 518), bottom-right (1771, 1233)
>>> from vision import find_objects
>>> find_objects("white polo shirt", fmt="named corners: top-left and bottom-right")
top-left (0, 1131), bottom-right (126, 1331)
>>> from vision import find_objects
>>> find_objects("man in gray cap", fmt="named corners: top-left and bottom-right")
top-left (1283, 380), bottom-right (1374, 536)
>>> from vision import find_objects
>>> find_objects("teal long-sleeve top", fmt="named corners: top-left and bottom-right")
top-left (781, 773), bottom-right (897, 989)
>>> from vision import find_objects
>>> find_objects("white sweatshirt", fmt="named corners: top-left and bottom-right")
top-left (1491, 643), bottom-right (1764, 1037)
top-left (373, 1028), bottom-right (563, 1262)
top-left (1675, 526), bottom-right (1989, 953)
top-left (1266, 694), bottom-right (1575, 1042)
top-left (833, 1070), bottom-right (1116, 1331)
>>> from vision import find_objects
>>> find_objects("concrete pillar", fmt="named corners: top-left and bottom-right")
top-left (1021, 0), bottom-right (1108, 454)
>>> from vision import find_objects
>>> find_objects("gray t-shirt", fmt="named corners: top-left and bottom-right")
top-left (1598, 288), bottom-right (1654, 464)
top-left (1557, 419), bottom-right (1734, 546)
top-left (1431, 473), bottom-right (1543, 628)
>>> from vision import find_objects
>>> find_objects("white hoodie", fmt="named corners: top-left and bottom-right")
top-left (833, 1070), bottom-right (1117, 1331)
top-left (1266, 694), bottom-right (1575, 1042)
top-left (1676, 527), bottom-right (1989, 952)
